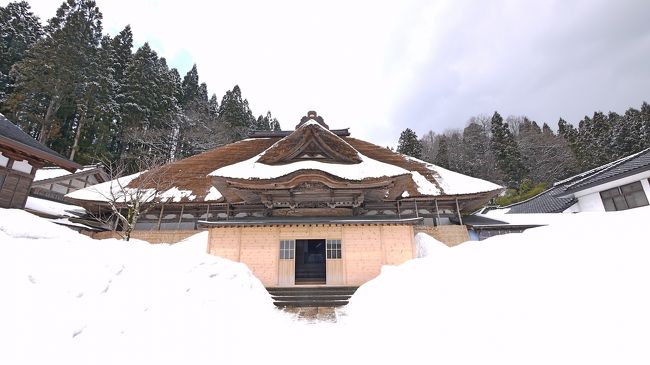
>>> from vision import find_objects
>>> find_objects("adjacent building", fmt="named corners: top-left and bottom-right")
top-left (473, 147), bottom-right (650, 239)
top-left (0, 114), bottom-right (80, 209)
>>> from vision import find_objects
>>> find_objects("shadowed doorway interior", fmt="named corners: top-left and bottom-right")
top-left (295, 239), bottom-right (326, 284)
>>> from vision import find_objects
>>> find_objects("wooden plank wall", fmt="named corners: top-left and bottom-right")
top-left (0, 170), bottom-right (32, 209)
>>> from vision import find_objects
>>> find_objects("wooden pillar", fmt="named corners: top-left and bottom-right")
top-left (177, 205), bottom-right (185, 229)
top-left (414, 199), bottom-right (419, 218)
top-left (455, 198), bottom-right (463, 225)
top-left (157, 205), bottom-right (165, 230)
top-left (434, 199), bottom-right (440, 226)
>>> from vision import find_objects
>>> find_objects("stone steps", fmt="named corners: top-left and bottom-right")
top-left (267, 286), bottom-right (358, 307)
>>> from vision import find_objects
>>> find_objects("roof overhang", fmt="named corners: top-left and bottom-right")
top-left (0, 135), bottom-right (81, 172)
top-left (560, 165), bottom-right (650, 197)
top-left (198, 216), bottom-right (423, 228)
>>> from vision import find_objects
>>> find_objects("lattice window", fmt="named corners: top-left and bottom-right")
top-left (600, 181), bottom-right (649, 211)
top-left (326, 239), bottom-right (342, 259)
top-left (279, 239), bottom-right (295, 259)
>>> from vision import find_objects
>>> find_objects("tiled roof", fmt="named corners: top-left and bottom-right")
top-left (502, 147), bottom-right (650, 214)
top-left (0, 114), bottom-right (80, 171)
top-left (564, 148), bottom-right (650, 193)
top-left (506, 184), bottom-right (577, 214)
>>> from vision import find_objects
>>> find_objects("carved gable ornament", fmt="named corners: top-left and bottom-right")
top-left (258, 111), bottom-right (362, 165)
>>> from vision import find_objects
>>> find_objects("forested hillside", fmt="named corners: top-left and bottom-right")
top-left (0, 1), bottom-right (280, 168)
top-left (398, 103), bottom-right (650, 204)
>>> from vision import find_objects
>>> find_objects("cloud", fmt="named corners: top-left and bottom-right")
top-left (10, 0), bottom-right (650, 147)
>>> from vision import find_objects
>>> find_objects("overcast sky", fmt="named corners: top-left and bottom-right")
top-left (7, 0), bottom-right (650, 147)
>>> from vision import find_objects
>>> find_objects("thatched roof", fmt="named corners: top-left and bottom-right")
top-left (68, 121), bottom-right (502, 207)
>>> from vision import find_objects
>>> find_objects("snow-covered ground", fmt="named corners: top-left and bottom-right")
top-left (1, 207), bottom-right (649, 364)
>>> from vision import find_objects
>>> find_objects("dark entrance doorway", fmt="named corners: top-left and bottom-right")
top-left (295, 239), bottom-right (326, 284)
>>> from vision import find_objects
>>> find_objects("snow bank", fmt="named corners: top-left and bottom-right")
top-left (345, 207), bottom-right (650, 364)
top-left (3, 206), bottom-right (649, 365)
top-left (0, 209), bottom-right (280, 365)
top-left (415, 231), bottom-right (447, 257)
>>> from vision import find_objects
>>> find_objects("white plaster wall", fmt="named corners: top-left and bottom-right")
top-left (576, 192), bottom-right (606, 212)
top-left (641, 178), bottom-right (650, 199)
top-left (12, 159), bottom-right (32, 174)
top-left (0, 152), bottom-right (8, 167)
top-left (573, 171), bottom-right (650, 212)
top-left (563, 202), bottom-right (581, 213)
top-left (574, 171), bottom-right (650, 198)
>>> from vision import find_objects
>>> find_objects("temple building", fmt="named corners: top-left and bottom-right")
top-left (1, 114), bottom-right (80, 209)
top-left (68, 112), bottom-right (502, 287)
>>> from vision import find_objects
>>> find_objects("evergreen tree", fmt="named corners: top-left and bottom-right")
top-left (8, 0), bottom-right (102, 148)
top-left (216, 85), bottom-right (255, 143)
top-left (173, 65), bottom-right (212, 159)
top-left (396, 128), bottom-right (422, 159)
top-left (70, 34), bottom-right (119, 163)
top-left (253, 111), bottom-right (281, 131)
top-left (119, 43), bottom-right (182, 163)
top-left (640, 102), bottom-right (650, 150)
top-left (419, 131), bottom-right (436, 162)
top-left (490, 111), bottom-right (527, 188)
top-left (462, 121), bottom-right (496, 180)
top-left (0, 1), bottom-right (43, 106)
top-left (434, 135), bottom-right (449, 168)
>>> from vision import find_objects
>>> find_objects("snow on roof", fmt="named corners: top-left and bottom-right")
top-left (210, 151), bottom-right (410, 180)
top-left (160, 187), bottom-right (196, 203)
top-left (204, 186), bottom-right (222, 202)
top-left (25, 196), bottom-right (87, 217)
top-left (34, 165), bottom-right (98, 181)
top-left (406, 157), bottom-right (503, 195)
top-left (65, 171), bottom-right (146, 202)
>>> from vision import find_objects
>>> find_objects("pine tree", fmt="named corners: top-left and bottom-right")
top-left (396, 128), bottom-right (422, 159)
top-left (0, 1), bottom-right (43, 106)
top-left (490, 111), bottom-right (527, 188)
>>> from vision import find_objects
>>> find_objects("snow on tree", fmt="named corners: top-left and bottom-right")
top-left (0, 1), bottom-right (43, 104)
top-left (490, 111), bottom-right (528, 188)
top-left (217, 85), bottom-right (255, 143)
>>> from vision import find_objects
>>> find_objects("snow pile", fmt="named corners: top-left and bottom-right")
top-left (415, 231), bottom-right (447, 257)
top-left (3, 206), bottom-right (650, 364)
top-left (0, 209), bottom-right (279, 365)
top-left (345, 207), bottom-right (650, 364)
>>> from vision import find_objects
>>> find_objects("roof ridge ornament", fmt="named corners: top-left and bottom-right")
top-left (296, 110), bottom-right (329, 130)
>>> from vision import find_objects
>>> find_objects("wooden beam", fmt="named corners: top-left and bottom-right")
top-left (455, 198), bottom-right (463, 225)
top-left (157, 205), bottom-right (164, 231)
top-left (177, 205), bottom-right (185, 229)
top-left (435, 199), bottom-right (440, 226)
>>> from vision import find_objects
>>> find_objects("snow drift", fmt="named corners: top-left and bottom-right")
top-left (345, 207), bottom-right (650, 364)
top-left (1, 206), bottom-right (649, 365)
